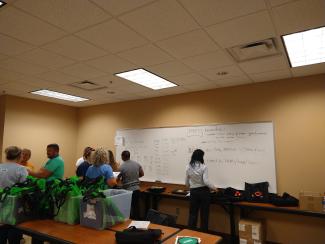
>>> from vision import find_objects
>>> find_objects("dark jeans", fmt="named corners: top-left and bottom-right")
top-left (130, 190), bottom-right (141, 220)
top-left (188, 186), bottom-right (211, 232)
top-left (0, 225), bottom-right (22, 244)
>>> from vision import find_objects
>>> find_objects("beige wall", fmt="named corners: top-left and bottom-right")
top-left (0, 74), bottom-right (324, 243)
top-left (78, 74), bottom-right (325, 196)
top-left (0, 96), bottom-right (6, 160)
top-left (77, 74), bottom-right (325, 244)
top-left (1, 95), bottom-right (78, 177)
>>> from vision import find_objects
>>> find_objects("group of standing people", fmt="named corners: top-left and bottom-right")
top-left (75, 147), bottom-right (144, 220)
top-left (0, 144), bottom-right (216, 243)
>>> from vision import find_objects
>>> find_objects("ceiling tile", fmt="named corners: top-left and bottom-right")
top-left (116, 93), bottom-right (147, 102)
top-left (185, 81), bottom-right (219, 91)
top-left (215, 76), bottom-right (252, 87)
top-left (182, 50), bottom-right (234, 71)
top-left (37, 71), bottom-right (80, 84)
top-left (86, 54), bottom-right (137, 74)
top-left (90, 0), bottom-right (155, 16)
top-left (271, 0), bottom-right (325, 35)
top-left (0, 68), bottom-right (25, 82)
top-left (14, 0), bottom-right (110, 32)
top-left (0, 81), bottom-right (39, 93)
top-left (0, 7), bottom-right (66, 45)
top-left (76, 19), bottom-right (148, 53)
top-left (0, 53), bottom-right (8, 61)
top-left (291, 62), bottom-right (325, 77)
top-left (17, 49), bottom-right (75, 69)
top-left (42, 36), bottom-right (108, 61)
top-left (206, 11), bottom-right (276, 48)
top-left (238, 55), bottom-right (289, 74)
top-left (119, 0), bottom-right (199, 41)
top-left (0, 58), bottom-right (49, 75)
top-left (61, 63), bottom-right (107, 79)
top-left (249, 69), bottom-right (292, 82)
top-left (0, 34), bottom-right (35, 56)
top-left (91, 74), bottom-right (132, 87)
top-left (135, 90), bottom-right (164, 98)
top-left (267, 0), bottom-right (296, 7)
top-left (200, 65), bottom-right (247, 81)
top-left (118, 44), bottom-right (173, 66)
top-left (156, 29), bottom-right (219, 59)
top-left (168, 73), bottom-right (210, 85)
top-left (147, 61), bottom-right (193, 77)
top-left (53, 85), bottom-right (94, 98)
top-left (16, 75), bottom-right (59, 89)
top-left (179, 0), bottom-right (266, 26)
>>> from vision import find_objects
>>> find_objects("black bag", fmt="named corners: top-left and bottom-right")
top-left (224, 187), bottom-right (246, 202)
top-left (146, 209), bottom-right (177, 227)
top-left (245, 182), bottom-right (269, 203)
top-left (115, 226), bottom-right (162, 244)
top-left (270, 192), bottom-right (299, 207)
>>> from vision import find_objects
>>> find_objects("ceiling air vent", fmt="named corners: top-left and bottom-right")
top-left (70, 80), bottom-right (106, 91)
top-left (227, 38), bottom-right (279, 62)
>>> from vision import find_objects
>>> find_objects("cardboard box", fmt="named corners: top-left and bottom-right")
top-left (299, 192), bottom-right (323, 212)
top-left (240, 238), bottom-right (264, 244)
top-left (239, 219), bottom-right (265, 242)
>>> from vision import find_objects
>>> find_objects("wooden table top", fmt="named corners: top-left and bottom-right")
top-left (108, 219), bottom-right (180, 241)
top-left (162, 229), bottom-right (223, 244)
top-left (17, 220), bottom-right (121, 244)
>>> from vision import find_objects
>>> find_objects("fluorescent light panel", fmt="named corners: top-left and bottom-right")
top-left (115, 68), bottom-right (177, 90)
top-left (31, 89), bottom-right (89, 102)
top-left (283, 26), bottom-right (325, 67)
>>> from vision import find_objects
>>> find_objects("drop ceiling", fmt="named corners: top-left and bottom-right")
top-left (0, 0), bottom-right (324, 107)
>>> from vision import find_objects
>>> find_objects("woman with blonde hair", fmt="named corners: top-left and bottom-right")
top-left (85, 148), bottom-right (116, 187)
top-left (108, 150), bottom-right (120, 171)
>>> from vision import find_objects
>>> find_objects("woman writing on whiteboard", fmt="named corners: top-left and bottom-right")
top-left (186, 149), bottom-right (217, 232)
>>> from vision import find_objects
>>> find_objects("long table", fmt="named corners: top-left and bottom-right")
top-left (139, 182), bottom-right (325, 244)
top-left (15, 219), bottom-right (222, 244)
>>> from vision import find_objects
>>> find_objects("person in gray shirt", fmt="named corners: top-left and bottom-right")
top-left (0, 146), bottom-right (27, 244)
top-left (118, 150), bottom-right (144, 220)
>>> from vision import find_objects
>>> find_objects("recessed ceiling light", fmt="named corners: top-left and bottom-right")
top-left (0, 1), bottom-right (6, 8)
top-left (282, 26), bottom-right (325, 67)
top-left (115, 68), bottom-right (177, 90)
top-left (0, 1), bottom-right (6, 6)
top-left (30, 89), bottom-right (89, 102)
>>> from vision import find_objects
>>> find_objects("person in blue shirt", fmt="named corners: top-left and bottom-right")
top-left (85, 148), bottom-right (117, 187)
top-left (76, 147), bottom-right (94, 179)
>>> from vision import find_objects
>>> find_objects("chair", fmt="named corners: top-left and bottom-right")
top-left (146, 209), bottom-right (177, 227)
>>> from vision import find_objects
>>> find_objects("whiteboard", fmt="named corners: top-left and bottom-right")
top-left (115, 122), bottom-right (277, 193)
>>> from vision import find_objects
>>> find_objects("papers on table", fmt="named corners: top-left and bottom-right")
top-left (128, 220), bottom-right (150, 230)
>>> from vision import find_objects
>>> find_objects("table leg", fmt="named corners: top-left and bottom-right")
top-left (229, 204), bottom-right (237, 244)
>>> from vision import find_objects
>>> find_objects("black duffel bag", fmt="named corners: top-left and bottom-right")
top-left (115, 226), bottom-right (162, 244)
top-left (270, 192), bottom-right (299, 207)
top-left (245, 181), bottom-right (269, 203)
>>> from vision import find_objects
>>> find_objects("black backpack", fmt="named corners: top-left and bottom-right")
top-left (115, 226), bottom-right (162, 244)
top-left (245, 182), bottom-right (270, 203)
top-left (224, 187), bottom-right (246, 202)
